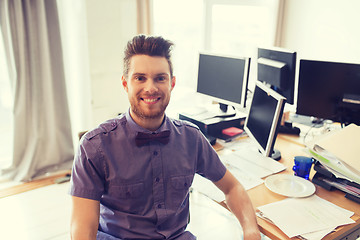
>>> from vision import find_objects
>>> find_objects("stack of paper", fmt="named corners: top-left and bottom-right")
top-left (191, 145), bottom-right (286, 202)
top-left (307, 124), bottom-right (360, 184)
top-left (220, 148), bottom-right (286, 179)
top-left (257, 195), bottom-right (355, 239)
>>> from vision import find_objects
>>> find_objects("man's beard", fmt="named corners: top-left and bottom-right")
top-left (129, 96), bottom-right (169, 120)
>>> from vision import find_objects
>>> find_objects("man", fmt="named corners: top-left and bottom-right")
top-left (70, 35), bottom-right (261, 240)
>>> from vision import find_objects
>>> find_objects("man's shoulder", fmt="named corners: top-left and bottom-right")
top-left (84, 115), bottom-right (126, 141)
top-left (169, 117), bottom-right (200, 131)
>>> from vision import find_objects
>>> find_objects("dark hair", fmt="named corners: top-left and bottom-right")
top-left (123, 35), bottom-right (174, 78)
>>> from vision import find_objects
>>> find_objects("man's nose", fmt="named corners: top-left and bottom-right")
top-left (144, 79), bottom-right (158, 93)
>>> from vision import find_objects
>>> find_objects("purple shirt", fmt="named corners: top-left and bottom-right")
top-left (70, 110), bottom-right (227, 240)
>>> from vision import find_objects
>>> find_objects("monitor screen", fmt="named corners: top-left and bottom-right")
top-left (197, 53), bottom-right (250, 110)
top-left (244, 81), bottom-right (286, 160)
top-left (297, 59), bottom-right (360, 125)
top-left (257, 47), bottom-right (297, 104)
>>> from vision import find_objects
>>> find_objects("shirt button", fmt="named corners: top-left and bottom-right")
top-left (157, 204), bottom-right (162, 208)
top-left (155, 177), bottom-right (160, 182)
top-left (153, 151), bottom-right (158, 156)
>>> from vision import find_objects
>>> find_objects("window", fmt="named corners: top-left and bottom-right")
top-left (153, 0), bottom-right (204, 90)
top-left (206, 2), bottom-right (278, 55)
top-left (152, 0), bottom-right (280, 90)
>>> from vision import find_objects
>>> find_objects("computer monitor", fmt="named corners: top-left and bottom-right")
top-left (244, 81), bottom-right (286, 160)
top-left (196, 52), bottom-right (251, 115)
top-left (297, 59), bottom-right (360, 125)
top-left (257, 47), bottom-right (297, 105)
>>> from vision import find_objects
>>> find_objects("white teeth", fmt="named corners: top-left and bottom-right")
top-left (143, 98), bottom-right (158, 103)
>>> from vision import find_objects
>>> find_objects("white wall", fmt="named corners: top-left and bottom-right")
top-left (280, 0), bottom-right (360, 63)
top-left (85, 0), bottom-right (137, 126)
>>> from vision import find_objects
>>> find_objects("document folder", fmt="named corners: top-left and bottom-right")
top-left (312, 161), bottom-right (360, 204)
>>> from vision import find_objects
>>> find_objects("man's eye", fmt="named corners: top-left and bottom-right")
top-left (136, 76), bottom-right (145, 81)
top-left (157, 76), bottom-right (166, 81)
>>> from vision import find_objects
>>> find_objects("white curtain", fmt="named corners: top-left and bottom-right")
top-left (0, 0), bottom-right (74, 181)
top-left (137, 0), bottom-right (152, 35)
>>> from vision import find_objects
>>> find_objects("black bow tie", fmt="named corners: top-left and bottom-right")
top-left (135, 130), bottom-right (170, 147)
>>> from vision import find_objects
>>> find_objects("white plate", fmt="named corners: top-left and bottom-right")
top-left (265, 174), bottom-right (316, 198)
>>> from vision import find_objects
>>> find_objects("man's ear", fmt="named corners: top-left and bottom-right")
top-left (171, 76), bottom-right (176, 91)
top-left (121, 76), bottom-right (128, 92)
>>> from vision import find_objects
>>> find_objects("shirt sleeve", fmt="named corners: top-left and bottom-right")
top-left (69, 137), bottom-right (106, 201)
top-left (195, 132), bottom-right (227, 182)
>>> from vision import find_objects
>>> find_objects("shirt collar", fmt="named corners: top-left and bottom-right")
top-left (125, 109), bottom-right (171, 134)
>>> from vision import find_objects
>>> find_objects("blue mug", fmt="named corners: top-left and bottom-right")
top-left (293, 156), bottom-right (313, 180)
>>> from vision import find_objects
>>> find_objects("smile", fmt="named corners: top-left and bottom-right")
top-left (141, 97), bottom-right (160, 104)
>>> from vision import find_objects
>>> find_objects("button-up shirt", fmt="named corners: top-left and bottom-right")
top-left (69, 110), bottom-right (227, 239)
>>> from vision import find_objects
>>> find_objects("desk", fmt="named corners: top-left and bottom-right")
top-left (222, 133), bottom-right (360, 240)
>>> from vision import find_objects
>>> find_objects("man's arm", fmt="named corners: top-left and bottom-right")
top-left (70, 196), bottom-right (100, 240)
top-left (213, 169), bottom-right (261, 240)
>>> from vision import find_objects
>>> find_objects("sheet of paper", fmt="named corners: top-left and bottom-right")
top-left (299, 227), bottom-right (336, 240)
top-left (220, 149), bottom-right (286, 179)
top-left (226, 164), bottom-right (264, 190)
top-left (257, 195), bottom-right (355, 238)
top-left (256, 212), bottom-right (338, 240)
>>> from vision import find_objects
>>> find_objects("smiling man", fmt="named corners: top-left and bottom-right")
top-left (69, 35), bottom-right (261, 240)
top-left (123, 54), bottom-right (175, 130)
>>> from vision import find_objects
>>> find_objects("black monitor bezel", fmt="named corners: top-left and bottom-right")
top-left (196, 52), bottom-right (251, 110)
top-left (257, 47), bottom-right (297, 105)
top-left (244, 81), bottom-right (286, 159)
top-left (296, 59), bottom-right (360, 125)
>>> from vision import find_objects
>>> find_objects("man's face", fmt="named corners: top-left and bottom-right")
top-left (122, 55), bottom-right (175, 121)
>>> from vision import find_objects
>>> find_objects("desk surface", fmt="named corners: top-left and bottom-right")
top-left (224, 133), bottom-right (360, 240)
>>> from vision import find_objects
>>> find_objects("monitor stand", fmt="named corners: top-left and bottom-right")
top-left (256, 148), bottom-right (281, 161)
top-left (271, 149), bottom-right (281, 161)
top-left (210, 103), bottom-right (236, 118)
top-left (184, 103), bottom-right (237, 121)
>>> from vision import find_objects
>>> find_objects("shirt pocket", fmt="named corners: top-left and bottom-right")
top-left (112, 182), bottom-right (144, 199)
top-left (107, 181), bottom-right (146, 214)
top-left (170, 174), bottom-right (194, 212)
